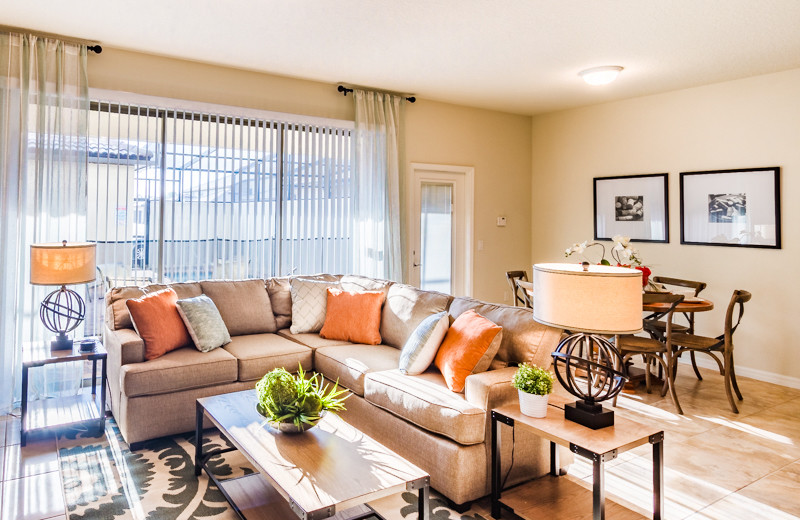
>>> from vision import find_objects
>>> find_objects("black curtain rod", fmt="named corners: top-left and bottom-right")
top-left (338, 85), bottom-right (415, 103)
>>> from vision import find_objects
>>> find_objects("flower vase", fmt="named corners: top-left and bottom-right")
top-left (518, 390), bottom-right (549, 418)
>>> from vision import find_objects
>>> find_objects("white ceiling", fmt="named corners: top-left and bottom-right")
top-left (4, 1), bottom-right (800, 115)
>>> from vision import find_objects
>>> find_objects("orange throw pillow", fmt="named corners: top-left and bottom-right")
top-left (126, 288), bottom-right (192, 360)
top-left (435, 310), bottom-right (503, 392)
top-left (319, 288), bottom-right (386, 345)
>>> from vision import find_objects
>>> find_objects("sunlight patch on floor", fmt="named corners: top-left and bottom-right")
top-left (695, 415), bottom-right (795, 446)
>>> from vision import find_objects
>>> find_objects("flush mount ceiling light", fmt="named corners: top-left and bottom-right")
top-left (579, 66), bottom-right (624, 86)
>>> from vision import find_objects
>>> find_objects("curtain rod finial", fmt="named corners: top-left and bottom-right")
top-left (88, 45), bottom-right (102, 54)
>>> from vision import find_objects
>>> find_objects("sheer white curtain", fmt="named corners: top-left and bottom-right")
top-left (0, 32), bottom-right (89, 413)
top-left (352, 89), bottom-right (403, 281)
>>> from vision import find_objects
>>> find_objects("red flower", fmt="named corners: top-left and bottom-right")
top-left (635, 266), bottom-right (651, 287)
top-left (617, 264), bottom-right (651, 287)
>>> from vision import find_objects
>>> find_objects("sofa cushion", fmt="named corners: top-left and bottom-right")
top-left (277, 329), bottom-right (353, 350)
top-left (314, 344), bottom-right (400, 396)
top-left (381, 283), bottom-right (453, 349)
top-left (223, 333), bottom-right (313, 382)
top-left (199, 279), bottom-right (278, 336)
top-left (121, 346), bottom-right (238, 397)
top-left (126, 288), bottom-right (193, 360)
top-left (289, 277), bottom-right (341, 334)
top-left (449, 297), bottom-right (563, 370)
top-left (107, 282), bottom-right (202, 331)
top-left (319, 288), bottom-right (386, 345)
top-left (266, 277), bottom-right (292, 330)
top-left (176, 294), bottom-right (231, 352)
top-left (435, 310), bottom-right (503, 392)
top-left (364, 369), bottom-right (486, 445)
top-left (399, 311), bottom-right (449, 375)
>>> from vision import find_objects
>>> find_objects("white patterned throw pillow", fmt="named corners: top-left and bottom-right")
top-left (398, 311), bottom-right (449, 375)
top-left (289, 278), bottom-right (340, 334)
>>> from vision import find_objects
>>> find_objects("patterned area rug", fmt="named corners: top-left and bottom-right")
top-left (58, 419), bottom-right (489, 520)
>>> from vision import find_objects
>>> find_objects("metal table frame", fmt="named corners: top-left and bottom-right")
top-left (490, 409), bottom-right (664, 520)
top-left (20, 342), bottom-right (107, 447)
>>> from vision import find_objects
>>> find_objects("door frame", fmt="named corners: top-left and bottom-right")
top-left (408, 163), bottom-right (474, 297)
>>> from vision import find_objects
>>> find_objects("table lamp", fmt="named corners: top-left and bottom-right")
top-left (30, 241), bottom-right (97, 350)
top-left (533, 262), bottom-right (642, 429)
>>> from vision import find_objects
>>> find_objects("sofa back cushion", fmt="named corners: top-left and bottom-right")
top-left (199, 279), bottom-right (277, 336)
top-left (126, 288), bottom-right (192, 360)
top-left (106, 282), bottom-right (202, 331)
top-left (448, 297), bottom-right (563, 370)
top-left (380, 283), bottom-right (453, 349)
top-left (266, 277), bottom-right (292, 330)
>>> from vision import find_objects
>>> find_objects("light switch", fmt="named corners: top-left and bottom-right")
top-left (477, 240), bottom-right (484, 251)
top-left (496, 216), bottom-right (507, 227)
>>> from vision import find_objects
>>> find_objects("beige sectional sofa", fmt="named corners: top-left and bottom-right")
top-left (103, 274), bottom-right (565, 507)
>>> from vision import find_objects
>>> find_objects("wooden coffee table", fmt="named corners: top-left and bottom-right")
top-left (195, 389), bottom-right (430, 520)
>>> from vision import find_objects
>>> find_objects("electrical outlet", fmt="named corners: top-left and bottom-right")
top-left (496, 216), bottom-right (507, 227)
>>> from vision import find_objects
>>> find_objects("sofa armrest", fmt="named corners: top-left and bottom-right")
top-left (464, 367), bottom-right (518, 412)
top-left (104, 326), bottom-right (146, 366)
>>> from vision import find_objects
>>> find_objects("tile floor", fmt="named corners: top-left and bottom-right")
top-left (1, 365), bottom-right (799, 520)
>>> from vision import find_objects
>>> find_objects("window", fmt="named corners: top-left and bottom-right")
top-left (86, 101), bottom-right (353, 291)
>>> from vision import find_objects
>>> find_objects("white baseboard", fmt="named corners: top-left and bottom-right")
top-left (678, 356), bottom-right (800, 390)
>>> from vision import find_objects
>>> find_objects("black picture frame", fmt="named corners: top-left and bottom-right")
top-left (680, 167), bottom-right (781, 248)
top-left (593, 173), bottom-right (669, 243)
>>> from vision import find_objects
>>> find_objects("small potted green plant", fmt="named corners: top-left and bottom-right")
top-left (255, 366), bottom-right (349, 433)
top-left (511, 363), bottom-right (555, 418)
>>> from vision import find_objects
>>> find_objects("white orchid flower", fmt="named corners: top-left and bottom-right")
top-left (612, 235), bottom-right (631, 247)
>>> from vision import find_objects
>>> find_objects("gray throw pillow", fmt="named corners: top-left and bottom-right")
top-left (399, 311), bottom-right (449, 375)
top-left (176, 295), bottom-right (232, 352)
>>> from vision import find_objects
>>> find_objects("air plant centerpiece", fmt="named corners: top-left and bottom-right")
top-left (255, 366), bottom-right (348, 433)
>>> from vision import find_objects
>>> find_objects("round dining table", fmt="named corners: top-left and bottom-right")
top-left (643, 297), bottom-right (714, 313)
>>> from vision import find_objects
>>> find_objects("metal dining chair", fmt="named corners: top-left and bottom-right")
top-left (506, 270), bottom-right (529, 307)
top-left (614, 293), bottom-right (685, 414)
top-left (670, 290), bottom-right (751, 414)
top-left (645, 276), bottom-right (708, 379)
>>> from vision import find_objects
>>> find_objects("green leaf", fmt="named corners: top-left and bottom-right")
top-left (600, 259), bottom-right (611, 266)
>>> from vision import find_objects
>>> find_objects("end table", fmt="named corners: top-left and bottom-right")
top-left (491, 395), bottom-right (664, 520)
top-left (20, 341), bottom-right (107, 446)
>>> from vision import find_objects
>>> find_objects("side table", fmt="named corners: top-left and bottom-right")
top-left (20, 341), bottom-right (107, 447)
top-left (491, 395), bottom-right (664, 520)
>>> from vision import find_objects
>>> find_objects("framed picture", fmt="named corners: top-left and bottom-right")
top-left (593, 173), bottom-right (669, 243)
top-left (680, 167), bottom-right (781, 248)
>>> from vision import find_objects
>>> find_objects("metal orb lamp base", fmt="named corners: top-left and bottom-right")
top-left (40, 285), bottom-right (86, 351)
top-left (551, 333), bottom-right (627, 430)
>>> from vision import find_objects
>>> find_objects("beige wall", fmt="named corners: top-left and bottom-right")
top-left (88, 48), bottom-right (532, 304)
top-left (531, 68), bottom-right (800, 384)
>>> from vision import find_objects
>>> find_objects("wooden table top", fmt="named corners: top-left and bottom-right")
top-left (494, 395), bottom-right (663, 455)
top-left (643, 298), bottom-right (714, 313)
top-left (198, 389), bottom-right (428, 516)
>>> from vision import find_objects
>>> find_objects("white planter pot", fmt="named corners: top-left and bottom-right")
top-left (518, 390), bottom-right (549, 418)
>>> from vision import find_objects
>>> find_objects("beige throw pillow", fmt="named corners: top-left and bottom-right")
top-left (290, 278), bottom-right (341, 334)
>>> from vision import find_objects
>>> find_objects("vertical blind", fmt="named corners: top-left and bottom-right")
top-left (85, 101), bottom-right (353, 333)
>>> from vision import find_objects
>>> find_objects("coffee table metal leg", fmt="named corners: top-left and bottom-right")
top-left (418, 483), bottom-right (429, 520)
top-left (550, 441), bottom-right (559, 476)
top-left (652, 433), bottom-right (664, 520)
top-left (593, 457), bottom-right (605, 520)
top-left (195, 402), bottom-right (204, 477)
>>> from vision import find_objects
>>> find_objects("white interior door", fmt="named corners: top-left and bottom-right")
top-left (409, 164), bottom-right (473, 296)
